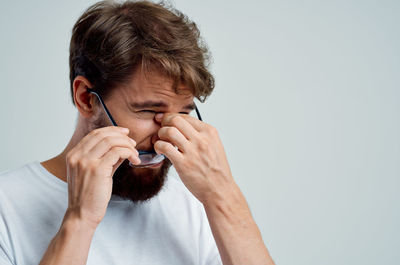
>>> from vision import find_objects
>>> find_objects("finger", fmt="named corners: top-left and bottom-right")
top-left (154, 140), bottom-right (183, 164)
top-left (111, 157), bottom-right (125, 176)
top-left (180, 113), bottom-right (204, 130)
top-left (78, 127), bottom-right (134, 153)
top-left (89, 135), bottom-right (138, 158)
top-left (76, 126), bottom-right (130, 153)
top-left (101, 146), bottom-right (141, 171)
top-left (181, 114), bottom-right (206, 132)
top-left (158, 126), bottom-right (190, 153)
top-left (158, 114), bottom-right (202, 139)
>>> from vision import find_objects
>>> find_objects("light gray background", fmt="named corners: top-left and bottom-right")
top-left (1, 0), bottom-right (399, 264)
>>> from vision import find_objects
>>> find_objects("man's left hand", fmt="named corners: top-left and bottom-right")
top-left (154, 113), bottom-right (235, 205)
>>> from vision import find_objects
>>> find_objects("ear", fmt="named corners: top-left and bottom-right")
top-left (72, 76), bottom-right (96, 118)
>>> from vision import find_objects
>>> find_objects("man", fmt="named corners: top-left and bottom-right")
top-left (0, 1), bottom-right (275, 264)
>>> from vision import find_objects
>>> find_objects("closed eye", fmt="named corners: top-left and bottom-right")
top-left (136, 110), bottom-right (157, 119)
top-left (141, 110), bottom-right (189, 114)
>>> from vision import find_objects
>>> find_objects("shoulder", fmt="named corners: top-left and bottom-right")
top-left (0, 163), bottom-right (35, 263)
top-left (0, 161), bottom-right (66, 212)
top-left (0, 161), bottom-right (41, 211)
top-left (0, 162), bottom-right (36, 193)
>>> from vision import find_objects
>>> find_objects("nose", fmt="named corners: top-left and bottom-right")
top-left (151, 115), bottom-right (162, 145)
top-left (151, 131), bottom-right (160, 145)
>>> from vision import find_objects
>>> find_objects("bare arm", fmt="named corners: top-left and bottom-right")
top-left (203, 184), bottom-right (275, 265)
top-left (39, 212), bottom-right (96, 265)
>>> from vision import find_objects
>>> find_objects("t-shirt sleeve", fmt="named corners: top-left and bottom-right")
top-left (204, 251), bottom-right (223, 265)
top-left (0, 191), bottom-right (15, 265)
top-left (0, 243), bottom-right (14, 265)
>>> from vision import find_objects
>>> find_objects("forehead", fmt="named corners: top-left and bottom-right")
top-left (118, 65), bottom-right (194, 104)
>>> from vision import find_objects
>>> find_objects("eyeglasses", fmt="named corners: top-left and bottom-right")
top-left (86, 88), bottom-right (203, 168)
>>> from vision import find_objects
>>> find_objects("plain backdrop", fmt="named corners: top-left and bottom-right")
top-left (1, 0), bottom-right (399, 264)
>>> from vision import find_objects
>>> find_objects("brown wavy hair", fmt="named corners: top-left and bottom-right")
top-left (69, 0), bottom-right (214, 106)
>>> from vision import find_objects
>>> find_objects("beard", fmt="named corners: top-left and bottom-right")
top-left (90, 111), bottom-right (172, 204)
top-left (111, 158), bottom-right (172, 203)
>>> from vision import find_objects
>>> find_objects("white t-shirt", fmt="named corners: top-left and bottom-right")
top-left (0, 161), bottom-right (222, 265)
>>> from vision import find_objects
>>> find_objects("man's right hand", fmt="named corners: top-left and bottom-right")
top-left (39, 126), bottom-right (140, 265)
top-left (64, 126), bottom-right (141, 229)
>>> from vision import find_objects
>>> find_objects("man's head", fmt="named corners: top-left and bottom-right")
top-left (69, 0), bottom-right (214, 105)
top-left (68, 0), bottom-right (214, 203)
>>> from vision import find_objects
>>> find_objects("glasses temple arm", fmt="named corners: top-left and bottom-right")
top-left (194, 104), bottom-right (203, 121)
top-left (86, 88), bottom-right (119, 126)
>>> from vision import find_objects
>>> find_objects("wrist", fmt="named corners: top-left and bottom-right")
top-left (62, 209), bottom-right (99, 235)
top-left (202, 182), bottom-right (253, 222)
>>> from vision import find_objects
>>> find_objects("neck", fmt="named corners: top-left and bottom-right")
top-left (40, 126), bottom-right (86, 183)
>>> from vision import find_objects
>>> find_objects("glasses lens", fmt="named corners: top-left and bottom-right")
top-left (129, 153), bottom-right (165, 168)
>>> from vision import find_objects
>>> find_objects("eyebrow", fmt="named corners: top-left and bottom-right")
top-left (129, 100), bottom-right (196, 111)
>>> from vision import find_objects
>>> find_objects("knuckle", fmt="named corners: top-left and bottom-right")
top-left (110, 146), bottom-right (125, 155)
top-left (102, 137), bottom-right (113, 147)
top-left (170, 115), bottom-right (182, 125)
top-left (154, 140), bottom-right (162, 148)
top-left (66, 153), bottom-right (78, 166)
top-left (88, 130), bottom-right (103, 141)
top-left (154, 141), bottom-right (165, 151)
top-left (97, 130), bottom-right (107, 138)
top-left (197, 141), bottom-right (209, 152)
top-left (120, 146), bottom-right (131, 155)
top-left (158, 127), bottom-right (166, 137)
top-left (108, 146), bottom-right (118, 153)
top-left (89, 128), bottom-right (101, 136)
top-left (159, 127), bottom-right (175, 138)
top-left (207, 124), bottom-right (216, 132)
top-left (77, 157), bottom-right (88, 168)
top-left (87, 130), bottom-right (96, 136)
top-left (166, 127), bottom-right (177, 136)
top-left (207, 125), bottom-right (218, 135)
top-left (87, 161), bottom-right (98, 172)
top-left (89, 163), bottom-right (102, 176)
top-left (129, 137), bottom-right (137, 146)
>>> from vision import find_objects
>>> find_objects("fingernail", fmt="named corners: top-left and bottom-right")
top-left (155, 113), bottom-right (164, 121)
top-left (130, 138), bottom-right (136, 146)
top-left (129, 156), bottom-right (140, 166)
top-left (121, 127), bottom-right (129, 133)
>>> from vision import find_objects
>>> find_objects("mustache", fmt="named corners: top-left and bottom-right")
top-left (134, 139), bottom-right (157, 153)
